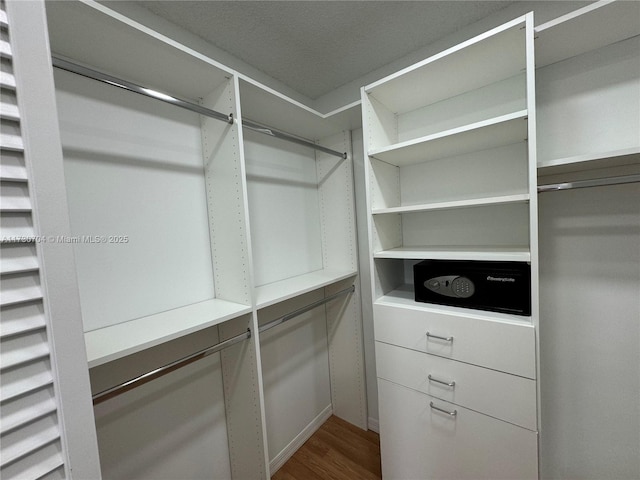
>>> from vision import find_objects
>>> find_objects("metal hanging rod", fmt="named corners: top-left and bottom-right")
top-left (52, 55), bottom-right (233, 124)
top-left (538, 173), bottom-right (640, 193)
top-left (91, 285), bottom-right (354, 404)
top-left (259, 285), bottom-right (355, 334)
top-left (92, 329), bottom-right (250, 405)
top-left (51, 56), bottom-right (347, 160)
top-left (242, 118), bottom-right (347, 160)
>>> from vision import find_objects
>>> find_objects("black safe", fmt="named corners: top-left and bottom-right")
top-left (413, 259), bottom-right (531, 316)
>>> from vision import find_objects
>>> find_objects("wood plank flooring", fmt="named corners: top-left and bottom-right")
top-left (271, 416), bottom-right (382, 480)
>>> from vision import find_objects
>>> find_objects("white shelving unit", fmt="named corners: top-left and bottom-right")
top-left (363, 13), bottom-right (540, 479)
top-left (40, 2), bottom-right (367, 479)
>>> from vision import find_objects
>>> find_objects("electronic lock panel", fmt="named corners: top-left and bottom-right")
top-left (413, 259), bottom-right (531, 315)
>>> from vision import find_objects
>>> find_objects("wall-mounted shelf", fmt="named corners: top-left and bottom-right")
top-left (538, 147), bottom-right (640, 176)
top-left (369, 110), bottom-right (528, 166)
top-left (373, 246), bottom-right (531, 262)
top-left (535, 0), bottom-right (640, 68)
top-left (372, 193), bottom-right (529, 215)
top-left (255, 269), bottom-right (357, 310)
top-left (84, 299), bottom-right (252, 368)
top-left (45, 1), bottom-right (233, 102)
top-left (239, 79), bottom-right (361, 141)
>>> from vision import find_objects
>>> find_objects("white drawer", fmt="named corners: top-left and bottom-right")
top-left (375, 341), bottom-right (537, 430)
top-left (378, 378), bottom-right (538, 480)
top-left (374, 303), bottom-right (536, 378)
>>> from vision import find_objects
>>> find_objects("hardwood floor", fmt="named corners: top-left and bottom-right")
top-left (271, 416), bottom-right (382, 480)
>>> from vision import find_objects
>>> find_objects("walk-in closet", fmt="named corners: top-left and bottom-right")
top-left (1, 1), bottom-right (638, 479)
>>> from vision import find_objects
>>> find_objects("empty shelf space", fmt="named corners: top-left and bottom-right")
top-left (84, 298), bottom-right (252, 368)
top-left (374, 246), bottom-right (531, 262)
top-left (372, 193), bottom-right (530, 215)
top-left (535, 0), bottom-right (640, 68)
top-left (255, 269), bottom-right (357, 310)
top-left (369, 110), bottom-right (528, 166)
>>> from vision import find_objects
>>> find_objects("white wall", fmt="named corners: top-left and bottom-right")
top-left (538, 182), bottom-right (640, 480)
top-left (54, 69), bottom-right (215, 332)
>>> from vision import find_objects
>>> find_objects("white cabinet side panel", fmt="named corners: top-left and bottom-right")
top-left (539, 182), bottom-right (640, 480)
top-left (317, 131), bottom-right (356, 272)
top-left (54, 69), bottom-right (215, 331)
top-left (201, 79), bottom-right (252, 306)
top-left (325, 278), bottom-right (368, 429)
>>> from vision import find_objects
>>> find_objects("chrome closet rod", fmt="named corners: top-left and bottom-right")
top-left (52, 55), bottom-right (234, 124)
top-left (538, 173), bottom-right (640, 192)
top-left (259, 285), bottom-right (355, 334)
top-left (242, 118), bottom-right (347, 160)
top-left (92, 329), bottom-right (250, 405)
top-left (51, 56), bottom-right (347, 160)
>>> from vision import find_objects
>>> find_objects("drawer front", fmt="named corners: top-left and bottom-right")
top-left (374, 303), bottom-right (536, 378)
top-left (375, 341), bottom-right (537, 430)
top-left (378, 378), bottom-right (538, 480)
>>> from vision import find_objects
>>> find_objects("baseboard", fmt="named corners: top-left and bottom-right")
top-left (368, 416), bottom-right (380, 433)
top-left (269, 404), bottom-right (333, 475)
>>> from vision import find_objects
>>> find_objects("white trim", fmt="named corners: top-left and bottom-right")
top-left (367, 416), bottom-right (380, 434)
top-left (268, 404), bottom-right (333, 475)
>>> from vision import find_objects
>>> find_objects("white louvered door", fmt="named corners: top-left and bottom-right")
top-left (1, 1), bottom-right (101, 478)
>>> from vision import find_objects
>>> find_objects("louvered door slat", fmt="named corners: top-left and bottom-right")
top-left (0, 417), bottom-right (61, 468)
top-left (0, 150), bottom-right (27, 182)
top-left (1, 330), bottom-right (50, 371)
top-left (0, 443), bottom-right (64, 480)
top-left (0, 359), bottom-right (54, 403)
top-left (0, 303), bottom-right (46, 338)
top-left (0, 70), bottom-right (16, 90)
top-left (1, 388), bottom-right (58, 435)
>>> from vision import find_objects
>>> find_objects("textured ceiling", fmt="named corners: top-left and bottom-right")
top-left (136, 1), bottom-right (515, 100)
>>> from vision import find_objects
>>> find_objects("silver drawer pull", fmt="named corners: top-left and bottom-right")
top-left (426, 331), bottom-right (454, 343)
top-left (430, 401), bottom-right (457, 416)
top-left (428, 374), bottom-right (455, 388)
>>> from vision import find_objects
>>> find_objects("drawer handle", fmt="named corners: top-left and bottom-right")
top-left (426, 331), bottom-right (454, 343)
top-left (430, 401), bottom-right (457, 417)
top-left (428, 374), bottom-right (455, 388)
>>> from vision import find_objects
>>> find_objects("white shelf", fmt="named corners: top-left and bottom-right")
top-left (84, 299), bottom-right (252, 368)
top-left (535, 0), bottom-right (640, 68)
top-left (255, 269), bottom-right (357, 310)
top-left (376, 284), bottom-right (532, 326)
top-left (365, 16), bottom-right (526, 114)
top-left (239, 79), bottom-right (361, 141)
top-left (372, 193), bottom-right (530, 215)
top-left (538, 147), bottom-right (640, 176)
top-left (369, 110), bottom-right (528, 166)
top-left (374, 246), bottom-right (531, 262)
top-left (45, 1), bottom-right (233, 101)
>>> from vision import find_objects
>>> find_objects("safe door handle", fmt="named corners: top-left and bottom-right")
top-left (430, 401), bottom-right (457, 417)
top-left (428, 374), bottom-right (455, 388)
top-left (426, 331), bottom-right (454, 342)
